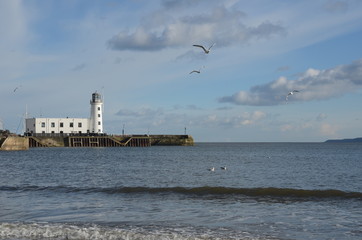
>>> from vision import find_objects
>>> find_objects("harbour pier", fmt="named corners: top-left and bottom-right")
top-left (27, 134), bottom-right (193, 148)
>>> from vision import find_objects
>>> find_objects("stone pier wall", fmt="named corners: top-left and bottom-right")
top-left (27, 134), bottom-right (194, 147)
top-left (0, 136), bottom-right (29, 151)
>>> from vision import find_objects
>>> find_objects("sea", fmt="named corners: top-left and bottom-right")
top-left (0, 142), bottom-right (361, 240)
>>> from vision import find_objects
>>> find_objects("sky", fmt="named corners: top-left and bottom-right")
top-left (1, 0), bottom-right (362, 142)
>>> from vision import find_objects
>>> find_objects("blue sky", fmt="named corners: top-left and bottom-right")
top-left (1, 0), bottom-right (362, 142)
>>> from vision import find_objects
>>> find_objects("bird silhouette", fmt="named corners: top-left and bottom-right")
top-left (13, 85), bottom-right (22, 92)
top-left (193, 43), bottom-right (215, 54)
top-left (189, 69), bottom-right (201, 74)
top-left (286, 90), bottom-right (300, 102)
top-left (189, 66), bottom-right (205, 74)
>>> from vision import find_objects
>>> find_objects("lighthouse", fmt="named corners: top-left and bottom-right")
top-left (89, 92), bottom-right (103, 134)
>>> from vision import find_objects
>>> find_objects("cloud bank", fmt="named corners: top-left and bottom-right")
top-left (107, 3), bottom-right (285, 51)
top-left (219, 59), bottom-right (362, 106)
top-left (116, 106), bottom-right (267, 129)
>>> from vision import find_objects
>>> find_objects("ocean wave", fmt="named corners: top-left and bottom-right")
top-left (0, 222), bottom-right (267, 240)
top-left (1, 185), bottom-right (361, 200)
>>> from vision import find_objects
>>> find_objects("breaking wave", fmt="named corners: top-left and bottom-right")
top-left (0, 222), bottom-right (270, 240)
top-left (1, 185), bottom-right (361, 200)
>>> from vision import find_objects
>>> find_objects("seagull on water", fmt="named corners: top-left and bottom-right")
top-left (285, 90), bottom-right (300, 102)
top-left (220, 166), bottom-right (227, 170)
top-left (208, 167), bottom-right (215, 172)
top-left (193, 43), bottom-right (215, 54)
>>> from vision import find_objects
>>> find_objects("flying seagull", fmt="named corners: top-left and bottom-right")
top-left (193, 43), bottom-right (215, 54)
top-left (285, 90), bottom-right (300, 101)
top-left (13, 85), bottom-right (22, 92)
top-left (189, 66), bottom-right (205, 74)
top-left (189, 69), bottom-right (201, 74)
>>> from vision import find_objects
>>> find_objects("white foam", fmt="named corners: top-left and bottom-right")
top-left (0, 222), bottom-right (268, 240)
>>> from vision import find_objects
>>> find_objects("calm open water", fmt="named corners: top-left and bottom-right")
top-left (0, 142), bottom-right (361, 240)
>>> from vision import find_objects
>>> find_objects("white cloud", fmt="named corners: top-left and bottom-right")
top-left (280, 124), bottom-right (293, 132)
top-left (116, 105), bottom-right (267, 130)
top-left (161, 0), bottom-right (204, 9)
top-left (116, 107), bottom-right (164, 118)
top-left (252, 111), bottom-right (266, 120)
top-left (71, 63), bottom-right (86, 72)
top-left (200, 110), bottom-right (267, 128)
top-left (107, 3), bottom-right (285, 51)
top-left (319, 123), bottom-right (338, 136)
top-left (0, 0), bottom-right (33, 81)
top-left (0, 0), bottom-right (28, 45)
top-left (323, 0), bottom-right (349, 13)
top-left (316, 113), bottom-right (328, 121)
top-left (219, 59), bottom-right (362, 106)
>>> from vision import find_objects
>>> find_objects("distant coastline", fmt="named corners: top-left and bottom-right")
top-left (325, 137), bottom-right (362, 143)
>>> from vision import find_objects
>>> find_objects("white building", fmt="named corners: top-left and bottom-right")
top-left (25, 92), bottom-right (104, 135)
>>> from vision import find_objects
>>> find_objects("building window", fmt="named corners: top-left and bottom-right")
top-left (78, 122), bottom-right (82, 128)
top-left (60, 122), bottom-right (64, 128)
top-left (70, 123), bottom-right (74, 128)
top-left (98, 121), bottom-right (101, 125)
top-left (98, 107), bottom-right (101, 111)
top-left (51, 122), bottom-right (55, 128)
top-left (41, 122), bottom-right (45, 127)
top-left (98, 114), bottom-right (101, 117)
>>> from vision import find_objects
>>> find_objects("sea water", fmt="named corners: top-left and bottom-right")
top-left (0, 142), bottom-right (361, 240)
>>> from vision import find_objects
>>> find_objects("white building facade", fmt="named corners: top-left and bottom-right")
top-left (25, 92), bottom-right (104, 135)
top-left (25, 118), bottom-right (90, 134)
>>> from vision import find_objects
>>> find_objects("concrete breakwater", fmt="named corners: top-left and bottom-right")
top-left (1, 135), bottom-right (193, 150)
top-left (0, 136), bottom-right (29, 151)
top-left (27, 134), bottom-right (194, 148)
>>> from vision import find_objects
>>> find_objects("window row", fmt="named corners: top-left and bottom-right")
top-left (41, 122), bottom-right (83, 128)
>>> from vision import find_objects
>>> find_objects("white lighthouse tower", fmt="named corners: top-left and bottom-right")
top-left (89, 92), bottom-right (103, 134)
